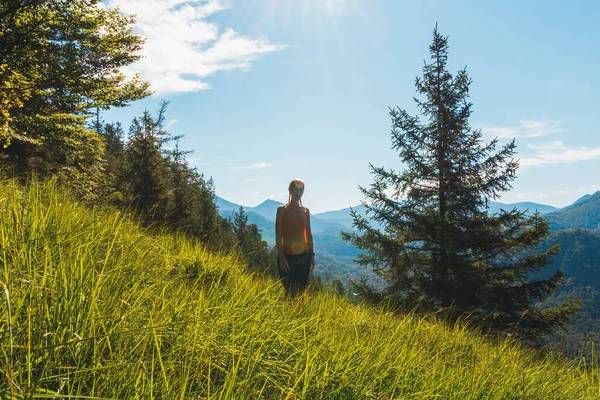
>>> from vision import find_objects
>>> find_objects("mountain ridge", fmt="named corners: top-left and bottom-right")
top-left (546, 191), bottom-right (600, 231)
top-left (216, 196), bottom-right (582, 232)
top-left (217, 196), bottom-right (563, 215)
top-left (217, 198), bottom-right (350, 243)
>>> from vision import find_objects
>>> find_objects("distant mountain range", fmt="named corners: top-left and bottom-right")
top-left (216, 197), bottom-right (350, 245)
top-left (546, 191), bottom-right (600, 231)
top-left (216, 197), bottom-right (364, 226)
top-left (216, 191), bottom-right (600, 274)
top-left (217, 197), bottom-right (564, 233)
top-left (486, 201), bottom-right (558, 215)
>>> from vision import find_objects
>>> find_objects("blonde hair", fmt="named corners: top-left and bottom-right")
top-left (288, 178), bottom-right (305, 207)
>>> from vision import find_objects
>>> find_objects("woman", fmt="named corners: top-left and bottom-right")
top-left (275, 179), bottom-right (315, 297)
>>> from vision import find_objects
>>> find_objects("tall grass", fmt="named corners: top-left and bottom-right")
top-left (0, 177), bottom-right (599, 399)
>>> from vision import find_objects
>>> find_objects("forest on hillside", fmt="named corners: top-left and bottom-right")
top-left (0, 0), bottom-right (283, 278)
top-left (537, 228), bottom-right (600, 358)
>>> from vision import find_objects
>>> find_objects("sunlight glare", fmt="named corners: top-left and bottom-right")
top-left (325, 0), bottom-right (360, 15)
top-left (275, 0), bottom-right (360, 16)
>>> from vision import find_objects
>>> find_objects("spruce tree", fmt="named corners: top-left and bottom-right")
top-left (166, 140), bottom-right (221, 243)
top-left (341, 27), bottom-right (579, 342)
top-left (102, 122), bottom-right (126, 163)
top-left (231, 206), bottom-right (271, 276)
top-left (124, 102), bottom-right (171, 221)
top-left (166, 141), bottom-right (194, 229)
top-left (232, 206), bottom-right (250, 244)
top-left (194, 174), bottom-right (222, 242)
top-left (98, 121), bottom-right (126, 203)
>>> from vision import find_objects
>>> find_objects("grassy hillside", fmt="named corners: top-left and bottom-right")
top-left (1, 179), bottom-right (600, 399)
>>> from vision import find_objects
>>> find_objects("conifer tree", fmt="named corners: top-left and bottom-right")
top-left (165, 140), bottom-right (221, 242)
top-left (97, 121), bottom-right (125, 198)
top-left (196, 175), bottom-right (223, 243)
top-left (117, 103), bottom-right (228, 245)
top-left (166, 141), bottom-right (194, 228)
top-left (231, 206), bottom-right (272, 275)
top-left (102, 122), bottom-right (126, 169)
top-left (124, 102), bottom-right (171, 221)
top-left (202, 177), bottom-right (224, 241)
top-left (342, 27), bottom-right (579, 342)
top-left (232, 206), bottom-right (250, 243)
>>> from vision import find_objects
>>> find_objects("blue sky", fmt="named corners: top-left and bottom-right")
top-left (104, 0), bottom-right (600, 213)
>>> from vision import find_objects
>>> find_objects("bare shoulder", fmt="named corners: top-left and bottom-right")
top-left (277, 205), bottom-right (286, 211)
top-left (303, 207), bottom-right (310, 215)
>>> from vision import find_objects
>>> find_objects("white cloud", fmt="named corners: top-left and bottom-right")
top-left (520, 141), bottom-right (600, 167)
top-left (231, 162), bottom-right (273, 170)
top-left (483, 119), bottom-right (566, 139)
top-left (482, 119), bottom-right (600, 168)
top-left (519, 119), bottom-right (565, 138)
top-left (515, 185), bottom-right (600, 201)
top-left (104, 0), bottom-right (286, 93)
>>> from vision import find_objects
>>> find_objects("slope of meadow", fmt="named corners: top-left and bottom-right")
top-left (1, 179), bottom-right (599, 399)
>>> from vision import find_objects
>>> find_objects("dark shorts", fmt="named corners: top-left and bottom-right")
top-left (277, 252), bottom-right (310, 297)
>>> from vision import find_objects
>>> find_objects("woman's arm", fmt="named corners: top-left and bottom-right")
top-left (305, 208), bottom-right (315, 271)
